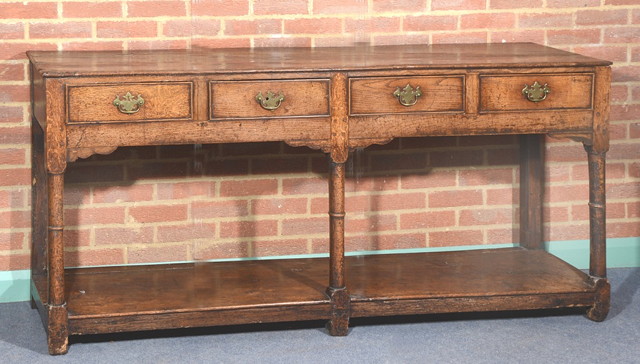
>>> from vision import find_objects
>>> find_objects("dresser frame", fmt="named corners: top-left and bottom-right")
top-left (27, 43), bottom-right (611, 355)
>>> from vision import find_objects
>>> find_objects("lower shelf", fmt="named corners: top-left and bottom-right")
top-left (60, 247), bottom-right (599, 335)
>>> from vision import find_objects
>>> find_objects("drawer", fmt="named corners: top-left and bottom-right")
top-left (349, 76), bottom-right (464, 115)
top-left (210, 79), bottom-right (330, 119)
top-left (479, 74), bottom-right (593, 112)
top-left (67, 82), bottom-right (193, 123)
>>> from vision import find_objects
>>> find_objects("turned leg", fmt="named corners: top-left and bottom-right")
top-left (584, 144), bottom-right (610, 321)
top-left (47, 172), bottom-right (68, 355)
top-left (326, 160), bottom-right (350, 336)
top-left (519, 134), bottom-right (545, 250)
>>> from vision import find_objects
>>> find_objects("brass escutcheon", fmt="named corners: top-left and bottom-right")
top-left (522, 81), bottom-right (550, 103)
top-left (256, 91), bottom-right (285, 111)
top-left (113, 92), bottom-right (145, 114)
top-left (393, 84), bottom-right (422, 107)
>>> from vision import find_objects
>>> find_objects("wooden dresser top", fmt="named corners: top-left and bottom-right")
top-left (28, 42), bottom-right (611, 77)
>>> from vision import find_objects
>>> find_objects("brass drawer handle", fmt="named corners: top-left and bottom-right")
top-left (393, 84), bottom-right (422, 106)
top-left (522, 81), bottom-right (550, 103)
top-left (256, 91), bottom-right (285, 111)
top-left (113, 92), bottom-right (145, 114)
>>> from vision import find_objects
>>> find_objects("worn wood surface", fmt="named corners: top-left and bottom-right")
top-left (28, 43), bottom-right (611, 354)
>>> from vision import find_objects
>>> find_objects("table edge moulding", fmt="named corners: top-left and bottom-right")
top-left (26, 43), bottom-right (612, 355)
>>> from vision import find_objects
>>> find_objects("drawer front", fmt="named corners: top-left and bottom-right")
top-left (67, 82), bottom-right (193, 123)
top-left (349, 76), bottom-right (464, 115)
top-left (210, 79), bottom-right (330, 119)
top-left (479, 74), bottom-right (593, 112)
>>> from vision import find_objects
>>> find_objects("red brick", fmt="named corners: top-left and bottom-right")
top-left (608, 222), bottom-right (640, 238)
top-left (607, 182), bottom-right (640, 200)
top-left (93, 184), bottom-right (154, 204)
top-left (371, 152), bottom-right (427, 171)
top-left (431, 149), bottom-right (485, 167)
top-left (66, 206), bottom-right (126, 226)
top-left (164, 19), bottom-right (222, 37)
top-left (253, 239), bottom-right (309, 257)
top-left (0, 85), bottom-right (29, 103)
top-left (64, 186), bottom-right (91, 206)
top-left (314, 0), bottom-right (368, 14)
top-left (489, 0), bottom-right (542, 8)
top-left (347, 214), bottom-right (397, 233)
top-left (519, 13), bottom-right (573, 28)
top-left (94, 226), bottom-right (153, 245)
top-left (604, 27), bottom-right (640, 43)
top-left (0, 189), bottom-right (24, 209)
top-left (544, 206), bottom-right (569, 223)
top-left (193, 241), bottom-right (249, 260)
top-left (372, 192), bottom-right (426, 211)
top-left (433, 31), bottom-right (489, 44)
top-left (63, 2), bottom-right (122, 18)
top-left (0, 168), bottom-right (29, 186)
top-left (572, 46), bottom-right (628, 62)
top-left (0, 42), bottom-right (57, 60)
top-left (374, 34), bottom-right (430, 46)
top-left (546, 165), bottom-right (571, 183)
top-left (0, 148), bottom-right (25, 165)
top-left (546, 145), bottom-right (587, 162)
top-left (429, 190), bottom-right (483, 208)
top-left (486, 188), bottom-right (516, 205)
top-left (254, 35), bottom-right (312, 47)
top-left (401, 171), bottom-right (457, 189)
top-left (630, 163), bottom-right (640, 178)
top-left (461, 13), bottom-right (516, 30)
top-left (373, 0), bottom-right (427, 12)
top-left (345, 17), bottom-right (401, 33)
top-left (129, 204), bottom-right (187, 223)
top-left (252, 198), bottom-right (307, 215)
top-left (192, 200), bottom-right (249, 219)
top-left (633, 85), bottom-right (640, 101)
top-left (605, 143), bottom-right (640, 161)
top-left (458, 168), bottom-right (513, 186)
top-left (0, 23), bottom-right (24, 39)
top-left (575, 9), bottom-right (628, 26)
top-left (192, 0), bottom-right (249, 16)
top-left (282, 217), bottom-right (327, 235)
top-left (0, 127), bottom-right (29, 145)
top-left (157, 181), bottom-right (213, 200)
top-left (627, 202), bottom-right (640, 218)
top-left (64, 228), bottom-right (91, 248)
top-left (490, 30), bottom-right (545, 44)
top-left (30, 22), bottom-right (92, 39)
top-left (220, 178), bottom-right (278, 197)
top-left (404, 15), bottom-right (458, 32)
top-left (0, 254), bottom-right (30, 270)
top-left (60, 41), bottom-right (125, 51)
top-left (127, 39), bottom-right (189, 50)
top-left (611, 104), bottom-right (640, 120)
top-left (127, 1), bottom-right (186, 17)
top-left (459, 208), bottom-right (513, 226)
top-left (66, 164), bottom-right (125, 184)
top-left (224, 19), bottom-right (281, 36)
top-left (604, 0), bottom-right (638, 4)
top-left (400, 211), bottom-right (455, 230)
top-left (284, 18), bottom-right (342, 35)
top-left (254, 0), bottom-right (308, 15)
top-left (634, 9), bottom-right (640, 23)
top-left (220, 219), bottom-right (278, 238)
top-left (429, 230), bottom-right (483, 247)
top-left (346, 176), bottom-right (399, 193)
top-left (283, 176), bottom-right (327, 195)
top-left (128, 244), bottom-right (188, 264)
top-left (0, 106), bottom-right (23, 124)
top-left (0, 2), bottom-right (57, 19)
top-left (548, 29), bottom-right (601, 45)
top-left (0, 231), bottom-right (24, 251)
top-left (157, 223), bottom-right (216, 243)
top-left (487, 228), bottom-right (515, 244)
top-left (545, 184), bottom-right (587, 203)
top-left (97, 21), bottom-right (158, 38)
top-left (252, 156), bottom-right (308, 174)
top-left (609, 122), bottom-right (626, 140)
top-left (547, 0), bottom-right (599, 6)
top-left (631, 123), bottom-right (640, 139)
top-left (310, 195), bottom-right (370, 214)
top-left (65, 248), bottom-right (124, 267)
top-left (431, 0), bottom-right (485, 10)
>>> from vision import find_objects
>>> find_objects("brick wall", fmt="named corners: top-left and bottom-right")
top-left (1, 0), bottom-right (639, 269)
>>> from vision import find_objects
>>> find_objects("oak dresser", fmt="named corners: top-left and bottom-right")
top-left (27, 43), bottom-right (611, 354)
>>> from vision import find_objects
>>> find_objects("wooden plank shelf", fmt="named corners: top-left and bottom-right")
top-left (61, 248), bottom-right (597, 335)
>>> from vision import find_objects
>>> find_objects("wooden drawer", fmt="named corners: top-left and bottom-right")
top-left (67, 82), bottom-right (193, 123)
top-left (349, 76), bottom-right (464, 115)
top-left (479, 74), bottom-right (593, 112)
top-left (210, 79), bottom-right (330, 119)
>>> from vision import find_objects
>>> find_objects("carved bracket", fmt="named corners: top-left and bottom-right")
top-left (67, 146), bottom-right (118, 162)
